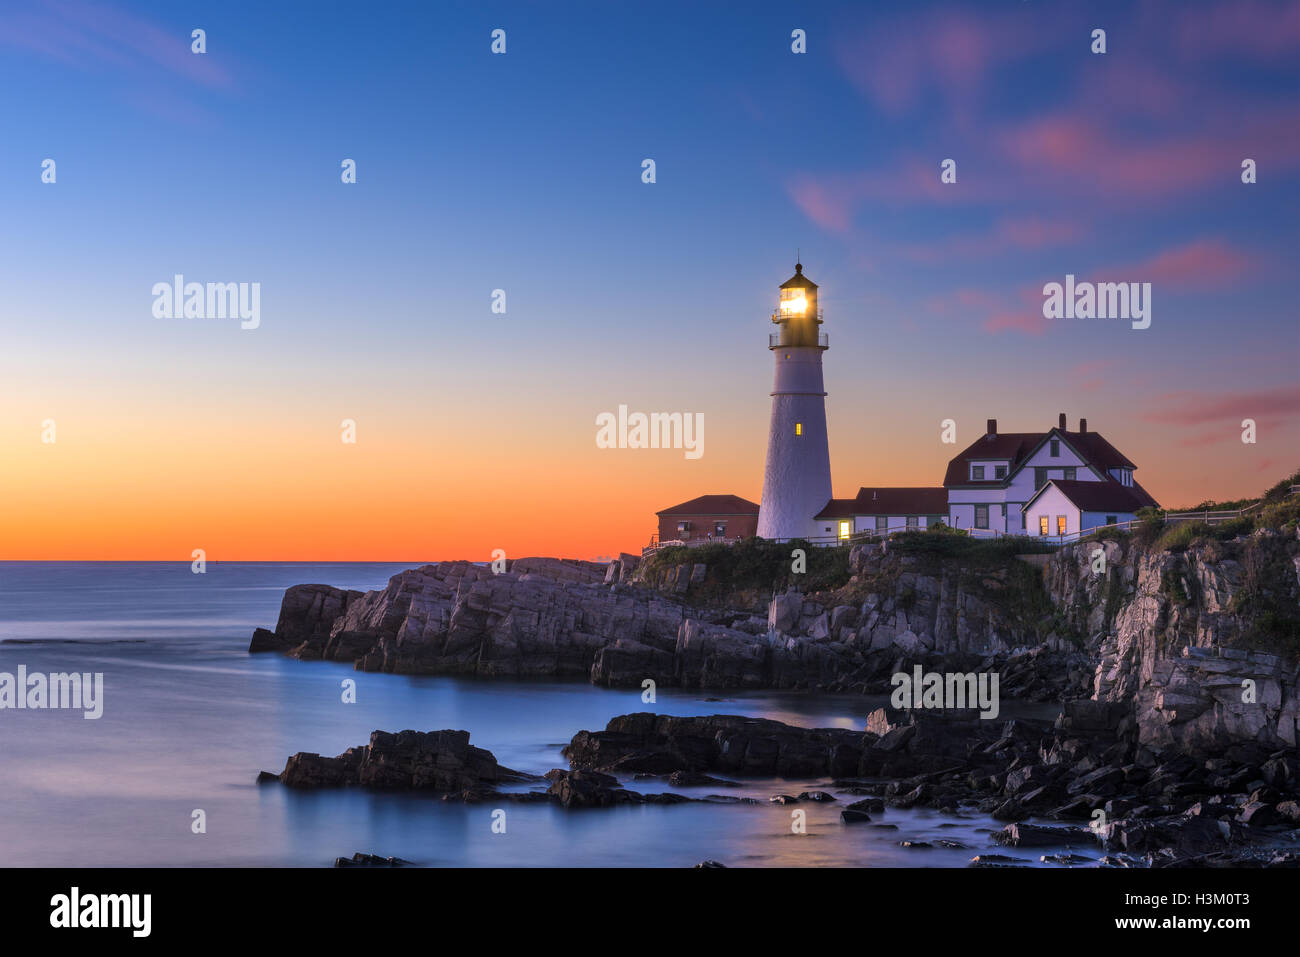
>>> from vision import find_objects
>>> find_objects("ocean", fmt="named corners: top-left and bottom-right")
top-left (0, 561), bottom-right (1071, 867)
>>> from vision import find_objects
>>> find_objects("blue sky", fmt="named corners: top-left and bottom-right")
top-left (1, 0), bottom-right (1297, 557)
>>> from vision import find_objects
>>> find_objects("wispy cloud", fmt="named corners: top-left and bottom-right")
top-left (0, 0), bottom-right (235, 90)
top-left (1140, 384), bottom-right (1300, 427)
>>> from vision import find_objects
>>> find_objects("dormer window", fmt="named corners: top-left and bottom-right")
top-left (971, 465), bottom-right (985, 480)
top-left (994, 466), bottom-right (1007, 480)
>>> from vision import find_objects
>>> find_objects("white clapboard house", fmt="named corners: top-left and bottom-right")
top-left (944, 414), bottom-right (1158, 537)
top-left (814, 414), bottom-right (1157, 541)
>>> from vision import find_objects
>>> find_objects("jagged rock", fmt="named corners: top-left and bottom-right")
top-left (992, 823), bottom-right (1094, 848)
top-left (274, 729), bottom-right (534, 792)
top-left (334, 853), bottom-right (411, 867)
top-left (563, 713), bottom-right (870, 778)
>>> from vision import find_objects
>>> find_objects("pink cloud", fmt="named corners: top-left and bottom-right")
top-left (1000, 106), bottom-right (1300, 198)
top-left (787, 179), bottom-right (852, 234)
top-left (1140, 385), bottom-right (1300, 427)
top-left (833, 8), bottom-right (1041, 118)
top-left (0, 0), bottom-right (235, 90)
top-left (1169, 0), bottom-right (1300, 60)
top-left (1069, 359), bottom-right (1121, 394)
top-left (901, 215), bottom-right (1086, 263)
top-left (980, 286), bottom-right (1050, 336)
top-left (1137, 239), bottom-right (1252, 287)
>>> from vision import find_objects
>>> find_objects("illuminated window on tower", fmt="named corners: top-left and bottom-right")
top-left (795, 423), bottom-right (803, 435)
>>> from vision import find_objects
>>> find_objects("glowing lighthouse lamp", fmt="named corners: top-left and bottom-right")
top-left (756, 263), bottom-right (833, 541)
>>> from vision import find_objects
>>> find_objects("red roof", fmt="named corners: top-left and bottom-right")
top-left (1026, 478), bottom-right (1159, 512)
top-left (657, 494), bottom-right (759, 516)
top-left (816, 487), bottom-right (948, 518)
top-left (944, 427), bottom-right (1137, 488)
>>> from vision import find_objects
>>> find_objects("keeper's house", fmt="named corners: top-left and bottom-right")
top-left (944, 413), bottom-right (1157, 537)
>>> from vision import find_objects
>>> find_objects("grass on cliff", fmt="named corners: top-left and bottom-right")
top-left (1090, 468), bottom-right (1300, 555)
top-left (642, 537), bottom-right (852, 606)
top-left (642, 528), bottom-right (1057, 615)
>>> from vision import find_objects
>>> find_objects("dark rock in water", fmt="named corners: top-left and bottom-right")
top-left (248, 628), bottom-right (282, 654)
top-left (1100, 813), bottom-right (1237, 857)
top-left (1275, 800), bottom-right (1300, 825)
top-left (543, 769), bottom-right (696, 808)
top-left (563, 712), bottom-right (869, 778)
top-left (769, 794), bottom-right (799, 805)
top-left (1237, 801), bottom-right (1281, 827)
top-left (1040, 853), bottom-right (1095, 865)
top-left (991, 798), bottom-right (1029, 822)
top-left (545, 769), bottom-right (627, 808)
top-left (275, 729), bottom-right (536, 793)
top-left (969, 854), bottom-right (1028, 867)
top-left (249, 584), bottom-right (364, 656)
top-left (666, 770), bottom-right (738, 788)
top-left (845, 797), bottom-right (885, 814)
top-left (936, 839), bottom-right (969, 849)
top-left (899, 840), bottom-right (933, 849)
top-left (255, 770), bottom-right (280, 784)
top-left (798, 790), bottom-right (837, 802)
top-left (840, 809), bottom-right (873, 824)
top-left (992, 823), bottom-right (1094, 848)
top-left (334, 853), bottom-right (412, 867)
top-left (695, 860), bottom-right (726, 868)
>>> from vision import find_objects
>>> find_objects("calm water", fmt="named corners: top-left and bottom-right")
top-left (0, 562), bottom-right (1074, 868)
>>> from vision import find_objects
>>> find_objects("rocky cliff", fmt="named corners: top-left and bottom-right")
top-left (250, 526), bottom-right (1300, 756)
top-left (1045, 527), bottom-right (1300, 754)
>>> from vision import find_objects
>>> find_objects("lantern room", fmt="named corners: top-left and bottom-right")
top-left (770, 262), bottom-right (826, 349)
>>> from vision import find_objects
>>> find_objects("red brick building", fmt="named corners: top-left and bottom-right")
top-left (655, 494), bottom-right (759, 544)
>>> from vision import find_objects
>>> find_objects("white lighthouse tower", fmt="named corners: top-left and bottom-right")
top-left (757, 262), bottom-right (833, 540)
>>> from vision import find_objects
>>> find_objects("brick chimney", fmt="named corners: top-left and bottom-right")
top-left (1079, 417), bottom-right (1088, 433)
top-left (986, 418), bottom-right (997, 435)
top-left (1058, 412), bottom-right (1067, 430)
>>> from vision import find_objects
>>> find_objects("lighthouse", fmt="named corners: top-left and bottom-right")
top-left (756, 262), bottom-right (833, 540)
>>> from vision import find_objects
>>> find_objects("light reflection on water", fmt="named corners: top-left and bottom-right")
top-left (0, 562), bottom-right (1075, 867)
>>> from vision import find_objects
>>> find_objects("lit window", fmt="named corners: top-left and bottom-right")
top-left (1057, 515), bottom-right (1067, 535)
top-left (779, 288), bottom-right (808, 316)
top-left (795, 423), bottom-right (803, 436)
top-left (838, 520), bottom-right (851, 540)
top-left (1039, 516), bottom-right (1048, 536)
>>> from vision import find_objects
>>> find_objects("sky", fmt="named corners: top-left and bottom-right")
top-left (0, 0), bottom-right (1297, 560)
